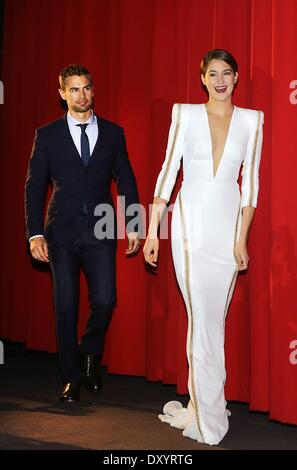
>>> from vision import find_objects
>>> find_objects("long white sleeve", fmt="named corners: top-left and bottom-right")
top-left (240, 110), bottom-right (264, 209)
top-left (154, 103), bottom-right (185, 202)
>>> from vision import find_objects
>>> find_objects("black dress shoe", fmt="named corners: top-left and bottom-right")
top-left (59, 381), bottom-right (81, 403)
top-left (81, 353), bottom-right (103, 393)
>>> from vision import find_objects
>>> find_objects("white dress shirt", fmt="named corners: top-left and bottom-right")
top-left (67, 110), bottom-right (98, 156)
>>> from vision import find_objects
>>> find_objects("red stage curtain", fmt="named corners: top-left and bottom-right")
top-left (1, 0), bottom-right (297, 425)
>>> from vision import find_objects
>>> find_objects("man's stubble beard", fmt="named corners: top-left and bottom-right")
top-left (72, 97), bottom-right (94, 113)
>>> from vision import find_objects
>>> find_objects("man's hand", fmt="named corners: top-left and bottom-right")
top-left (30, 236), bottom-right (49, 262)
top-left (126, 232), bottom-right (141, 256)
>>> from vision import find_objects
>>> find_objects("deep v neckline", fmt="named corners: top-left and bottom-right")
top-left (204, 104), bottom-right (236, 179)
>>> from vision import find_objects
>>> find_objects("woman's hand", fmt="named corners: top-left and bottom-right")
top-left (143, 237), bottom-right (159, 267)
top-left (234, 239), bottom-right (249, 271)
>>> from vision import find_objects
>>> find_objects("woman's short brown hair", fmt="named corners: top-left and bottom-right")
top-left (200, 49), bottom-right (238, 76)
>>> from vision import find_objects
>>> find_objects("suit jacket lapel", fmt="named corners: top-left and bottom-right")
top-left (62, 114), bottom-right (84, 164)
top-left (88, 114), bottom-right (109, 165)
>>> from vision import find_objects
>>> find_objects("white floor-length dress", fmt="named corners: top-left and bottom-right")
top-left (154, 103), bottom-right (264, 445)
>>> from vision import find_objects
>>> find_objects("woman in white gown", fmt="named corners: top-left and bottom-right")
top-left (143, 49), bottom-right (264, 445)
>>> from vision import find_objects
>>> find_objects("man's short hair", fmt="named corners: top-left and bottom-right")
top-left (59, 64), bottom-right (93, 89)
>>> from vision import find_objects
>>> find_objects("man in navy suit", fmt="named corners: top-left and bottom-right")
top-left (25, 65), bottom-right (140, 403)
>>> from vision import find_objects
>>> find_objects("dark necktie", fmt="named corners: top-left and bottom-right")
top-left (76, 123), bottom-right (90, 166)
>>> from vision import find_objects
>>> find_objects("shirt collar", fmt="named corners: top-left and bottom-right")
top-left (67, 110), bottom-right (97, 127)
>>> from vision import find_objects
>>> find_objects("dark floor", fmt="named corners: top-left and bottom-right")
top-left (1, 340), bottom-right (297, 452)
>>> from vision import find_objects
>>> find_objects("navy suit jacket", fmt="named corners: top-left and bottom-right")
top-left (25, 114), bottom-right (139, 245)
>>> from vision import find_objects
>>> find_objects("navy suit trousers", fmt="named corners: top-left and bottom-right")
top-left (48, 215), bottom-right (116, 382)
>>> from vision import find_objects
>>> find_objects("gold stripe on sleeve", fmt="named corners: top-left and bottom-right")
top-left (248, 110), bottom-right (261, 207)
top-left (156, 104), bottom-right (181, 198)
